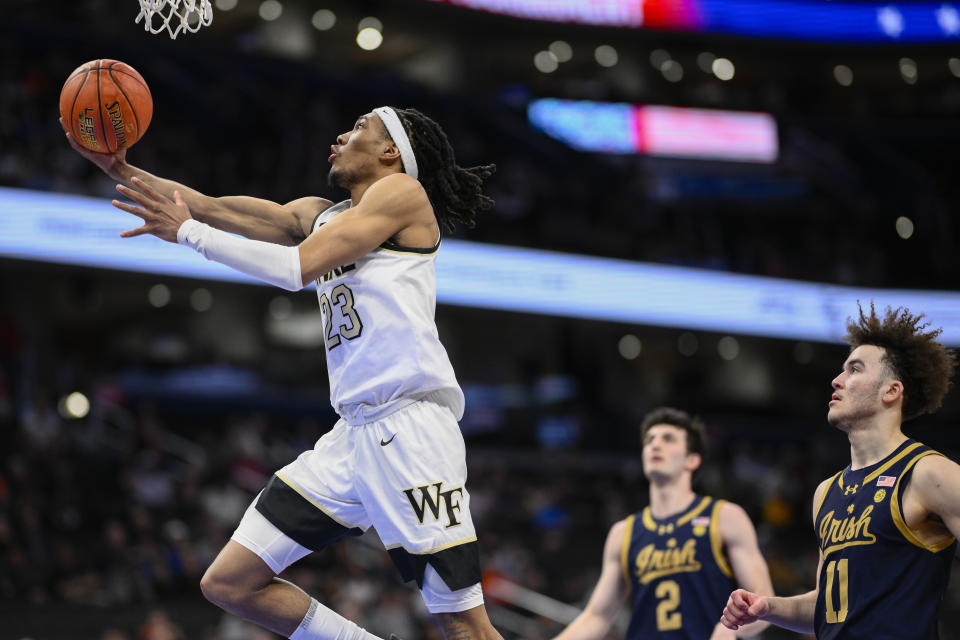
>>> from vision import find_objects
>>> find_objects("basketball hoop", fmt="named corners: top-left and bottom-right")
top-left (136, 0), bottom-right (213, 39)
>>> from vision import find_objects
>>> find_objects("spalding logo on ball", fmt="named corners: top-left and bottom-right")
top-left (59, 59), bottom-right (153, 153)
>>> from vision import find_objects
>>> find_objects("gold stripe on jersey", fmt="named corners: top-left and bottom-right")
top-left (275, 471), bottom-right (357, 529)
top-left (642, 507), bottom-right (657, 532)
top-left (677, 496), bottom-right (713, 526)
top-left (890, 450), bottom-right (956, 553)
top-left (709, 500), bottom-right (734, 578)
top-left (621, 514), bottom-right (636, 586)
top-left (816, 471), bottom-right (843, 521)
top-left (821, 537), bottom-right (878, 559)
top-left (639, 563), bottom-right (704, 584)
top-left (383, 535), bottom-right (479, 555)
top-left (839, 441), bottom-right (923, 489)
top-left (641, 496), bottom-right (713, 532)
top-left (863, 441), bottom-right (924, 484)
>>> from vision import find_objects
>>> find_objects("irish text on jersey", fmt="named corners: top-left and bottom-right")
top-left (818, 504), bottom-right (876, 556)
top-left (634, 538), bottom-right (704, 584)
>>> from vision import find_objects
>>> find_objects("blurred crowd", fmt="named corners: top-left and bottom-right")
top-left (3, 7), bottom-right (960, 640)
top-left (3, 310), bottom-right (959, 639)
top-left (0, 378), bottom-right (832, 639)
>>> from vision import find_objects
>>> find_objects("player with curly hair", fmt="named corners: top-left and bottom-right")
top-left (62, 107), bottom-right (500, 640)
top-left (721, 303), bottom-right (959, 639)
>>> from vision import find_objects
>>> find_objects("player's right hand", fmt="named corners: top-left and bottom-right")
top-left (59, 116), bottom-right (127, 175)
top-left (720, 589), bottom-right (769, 630)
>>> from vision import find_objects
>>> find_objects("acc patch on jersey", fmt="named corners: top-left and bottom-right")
top-left (692, 516), bottom-right (710, 536)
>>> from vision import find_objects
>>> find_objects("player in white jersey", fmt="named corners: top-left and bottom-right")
top-left (311, 197), bottom-right (464, 423)
top-left (61, 107), bottom-right (500, 640)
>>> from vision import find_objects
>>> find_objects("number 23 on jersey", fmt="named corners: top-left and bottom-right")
top-left (319, 284), bottom-right (363, 349)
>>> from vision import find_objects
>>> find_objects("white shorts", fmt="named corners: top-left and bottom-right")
top-left (231, 391), bottom-right (484, 613)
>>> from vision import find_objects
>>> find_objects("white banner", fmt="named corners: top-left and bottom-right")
top-left (2, 186), bottom-right (958, 344)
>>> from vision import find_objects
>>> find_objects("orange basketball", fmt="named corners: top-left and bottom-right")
top-left (59, 59), bottom-right (153, 154)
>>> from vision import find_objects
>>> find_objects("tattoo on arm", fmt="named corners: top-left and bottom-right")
top-left (438, 612), bottom-right (473, 640)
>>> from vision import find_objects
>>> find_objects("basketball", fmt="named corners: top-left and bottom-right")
top-left (59, 59), bottom-right (153, 154)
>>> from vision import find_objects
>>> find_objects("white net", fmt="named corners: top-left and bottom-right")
top-left (136, 0), bottom-right (213, 39)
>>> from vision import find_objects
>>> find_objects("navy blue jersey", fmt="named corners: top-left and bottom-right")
top-left (814, 439), bottom-right (957, 640)
top-left (621, 495), bottom-right (736, 639)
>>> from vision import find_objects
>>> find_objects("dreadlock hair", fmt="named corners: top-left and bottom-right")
top-left (393, 108), bottom-right (496, 232)
top-left (845, 302), bottom-right (957, 421)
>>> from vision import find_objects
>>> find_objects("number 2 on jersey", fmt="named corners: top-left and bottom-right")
top-left (823, 558), bottom-right (849, 623)
top-left (655, 580), bottom-right (682, 631)
top-left (319, 284), bottom-right (363, 349)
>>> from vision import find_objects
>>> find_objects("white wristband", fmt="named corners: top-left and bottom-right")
top-left (177, 219), bottom-right (304, 291)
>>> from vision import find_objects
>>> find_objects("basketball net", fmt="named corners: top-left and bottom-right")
top-left (136, 0), bottom-right (213, 39)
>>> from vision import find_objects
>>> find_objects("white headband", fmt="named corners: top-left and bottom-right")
top-left (373, 106), bottom-right (418, 180)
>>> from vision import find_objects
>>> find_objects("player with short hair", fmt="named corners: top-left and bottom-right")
top-left (721, 304), bottom-right (960, 639)
top-left (554, 407), bottom-right (773, 640)
top-left (62, 107), bottom-right (501, 640)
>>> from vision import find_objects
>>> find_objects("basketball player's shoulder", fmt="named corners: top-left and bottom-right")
top-left (811, 474), bottom-right (840, 521)
top-left (911, 449), bottom-right (960, 493)
top-left (377, 171), bottom-right (421, 188)
top-left (609, 515), bottom-right (633, 536)
top-left (714, 499), bottom-right (754, 536)
top-left (283, 196), bottom-right (335, 236)
top-left (604, 516), bottom-right (633, 554)
top-left (373, 173), bottom-right (429, 203)
top-left (904, 449), bottom-right (960, 531)
top-left (817, 467), bottom-right (845, 494)
top-left (715, 498), bottom-right (747, 519)
top-left (283, 196), bottom-right (334, 216)
top-left (366, 174), bottom-right (432, 221)
top-left (915, 447), bottom-right (959, 471)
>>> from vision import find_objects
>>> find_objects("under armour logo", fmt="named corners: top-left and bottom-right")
top-left (844, 484), bottom-right (859, 495)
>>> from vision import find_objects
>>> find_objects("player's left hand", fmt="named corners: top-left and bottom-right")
top-left (112, 176), bottom-right (191, 243)
top-left (720, 588), bottom-right (769, 630)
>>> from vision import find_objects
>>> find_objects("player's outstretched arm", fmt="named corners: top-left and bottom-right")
top-left (714, 502), bottom-right (774, 638)
top-left (722, 477), bottom-right (831, 635)
top-left (293, 173), bottom-right (433, 283)
top-left (721, 587), bottom-right (818, 635)
top-left (112, 172), bottom-right (431, 291)
top-left (62, 117), bottom-right (316, 244)
top-left (552, 519), bottom-right (629, 640)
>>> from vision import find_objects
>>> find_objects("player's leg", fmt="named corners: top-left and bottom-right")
top-left (202, 536), bottom-right (387, 640)
top-left (434, 606), bottom-right (502, 640)
top-left (200, 538), bottom-right (312, 636)
top-left (356, 393), bottom-right (503, 640)
top-left (421, 565), bottom-right (503, 640)
top-left (202, 422), bottom-right (385, 640)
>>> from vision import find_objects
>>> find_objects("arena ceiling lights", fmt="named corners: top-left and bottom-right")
top-left (427, 0), bottom-right (960, 43)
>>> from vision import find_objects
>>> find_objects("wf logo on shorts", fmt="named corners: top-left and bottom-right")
top-left (403, 482), bottom-right (464, 529)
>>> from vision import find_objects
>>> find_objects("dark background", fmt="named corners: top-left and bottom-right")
top-left (2, 0), bottom-right (959, 638)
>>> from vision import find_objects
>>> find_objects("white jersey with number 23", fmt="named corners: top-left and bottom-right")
top-left (311, 199), bottom-right (464, 425)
